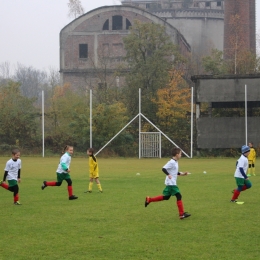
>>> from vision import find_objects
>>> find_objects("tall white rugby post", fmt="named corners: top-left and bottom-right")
top-left (90, 89), bottom-right (92, 148)
top-left (42, 90), bottom-right (44, 157)
top-left (139, 88), bottom-right (141, 159)
top-left (245, 84), bottom-right (247, 145)
top-left (191, 86), bottom-right (194, 158)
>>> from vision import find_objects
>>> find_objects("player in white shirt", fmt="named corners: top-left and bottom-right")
top-left (41, 145), bottom-right (78, 200)
top-left (231, 145), bottom-right (252, 202)
top-left (0, 149), bottom-right (22, 205)
top-left (145, 147), bottom-right (191, 220)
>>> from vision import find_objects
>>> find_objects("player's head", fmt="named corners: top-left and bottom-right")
top-left (248, 142), bottom-right (253, 148)
top-left (172, 147), bottom-right (182, 158)
top-left (241, 145), bottom-right (250, 156)
top-left (63, 145), bottom-right (74, 155)
top-left (11, 148), bottom-right (20, 160)
top-left (87, 148), bottom-right (94, 156)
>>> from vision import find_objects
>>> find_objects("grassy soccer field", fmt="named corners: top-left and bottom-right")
top-left (0, 157), bottom-right (259, 260)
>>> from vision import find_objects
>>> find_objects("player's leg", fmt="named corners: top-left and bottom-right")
top-left (65, 178), bottom-right (78, 200)
top-left (145, 186), bottom-right (171, 207)
top-left (252, 163), bottom-right (256, 176)
top-left (95, 177), bottom-right (102, 193)
top-left (247, 161), bottom-right (252, 176)
top-left (85, 177), bottom-right (93, 193)
top-left (174, 189), bottom-right (191, 219)
top-left (231, 177), bottom-right (250, 201)
top-left (41, 173), bottom-right (63, 190)
top-left (12, 185), bottom-right (21, 205)
top-left (0, 180), bottom-right (10, 190)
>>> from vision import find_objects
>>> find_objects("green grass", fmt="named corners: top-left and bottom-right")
top-left (0, 157), bottom-right (259, 260)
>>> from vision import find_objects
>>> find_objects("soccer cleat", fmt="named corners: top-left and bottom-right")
top-left (179, 212), bottom-right (191, 219)
top-left (145, 196), bottom-right (150, 207)
top-left (41, 181), bottom-right (47, 190)
top-left (230, 200), bottom-right (237, 203)
top-left (84, 190), bottom-right (92, 193)
top-left (98, 190), bottom-right (103, 193)
top-left (69, 195), bottom-right (78, 200)
top-left (14, 201), bottom-right (22, 205)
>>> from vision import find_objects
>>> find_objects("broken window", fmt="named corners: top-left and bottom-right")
top-left (79, 44), bottom-right (88, 58)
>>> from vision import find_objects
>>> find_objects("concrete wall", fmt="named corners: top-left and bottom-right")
top-left (153, 9), bottom-right (224, 55)
top-left (194, 76), bottom-right (260, 102)
top-left (192, 75), bottom-right (260, 149)
top-left (197, 117), bottom-right (260, 148)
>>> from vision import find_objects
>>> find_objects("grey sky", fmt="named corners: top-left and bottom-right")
top-left (0, 0), bottom-right (259, 71)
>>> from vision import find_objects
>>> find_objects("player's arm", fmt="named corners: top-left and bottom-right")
top-left (2, 171), bottom-right (8, 182)
top-left (18, 169), bottom-right (21, 183)
top-left (162, 168), bottom-right (172, 179)
top-left (60, 155), bottom-right (69, 172)
top-left (92, 155), bottom-right (97, 171)
top-left (179, 172), bottom-right (188, 176)
top-left (239, 167), bottom-right (248, 179)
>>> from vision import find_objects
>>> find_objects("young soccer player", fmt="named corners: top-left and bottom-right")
top-left (41, 145), bottom-right (78, 200)
top-left (0, 148), bottom-right (22, 205)
top-left (84, 148), bottom-right (103, 193)
top-left (144, 147), bottom-right (191, 220)
top-left (230, 145), bottom-right (252, 202)
top-left (247, 142), bottom-right (256, 176)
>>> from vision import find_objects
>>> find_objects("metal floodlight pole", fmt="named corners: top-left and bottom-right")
top-left (245, 84), bottom-right (247, 145)
top-left (42, 90), bottom-right (44, 158)
top-left (139, 88), bottom-right (141, 159)
top-left (90, 89), bottom-right (92, 148)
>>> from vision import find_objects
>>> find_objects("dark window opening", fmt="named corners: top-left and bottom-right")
top-left (146, 3), bottom-right (150, 8)
top-left (79, 44), bottom-right (88, 59)
top-left (217, 1), bottom-right (221, 6)
top-left (103, 19), bottom-right (109, 30)
top-left (126, 18), bottom-right (131, 30)
top-left (112, 15), bottom-right (123, 30)
top-left (205, 2), bottom-right (210, 7)
top-left (194, 2), bottom-right (199, 7)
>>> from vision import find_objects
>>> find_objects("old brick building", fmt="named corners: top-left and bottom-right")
top-left (60, 5), bottom-right (190, 90)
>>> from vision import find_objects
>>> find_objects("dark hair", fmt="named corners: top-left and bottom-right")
top-left (88, 148), bottom-right (95, 154)
top-left (12, 148), bottom-right (20, 155)
top-left (62, 145), bottom-right (73, 154)
top-left (171, 147), bottom-right (181, 156)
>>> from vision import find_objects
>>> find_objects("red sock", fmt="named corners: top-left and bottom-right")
top-left (242, 185), bottom-right (247, 191)
top-left (149, 195), bottom-right (164, 202)
top-left (68, 186), bottom-right (73, 197)
top-left (232, 190), bottom-right (240, 200)
top-left (1, 182), bottom-right (9, 190)
top-left (14, 194), bottom-right (19, 202)
top-left (46, 181), bottom-right (57, 186)
top-left (177, 200), bottom-right (184, 216)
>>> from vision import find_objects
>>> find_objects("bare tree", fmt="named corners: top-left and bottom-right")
top-left (0, 61), bottom-right (11, 80)
top-left (67, 0), bottom-right (84, 19)
top-left (14, 63), bottom-right (47, 99)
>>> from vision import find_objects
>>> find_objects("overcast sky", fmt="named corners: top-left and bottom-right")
top-left (0, 0), bottom-right (259, 72)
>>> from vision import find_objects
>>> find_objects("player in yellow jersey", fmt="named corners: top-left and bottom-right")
top-left (247, 142), bottom-right (256, 176)
top-left (84, 148), bottom-right (103, 193)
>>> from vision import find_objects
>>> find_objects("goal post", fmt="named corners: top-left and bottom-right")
top-left (140, 132), bottom-right (161, 158)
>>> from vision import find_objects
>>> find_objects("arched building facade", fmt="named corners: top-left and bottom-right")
top-left (60, 5), bottom-right (190, 90)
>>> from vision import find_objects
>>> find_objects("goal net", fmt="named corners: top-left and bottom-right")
top-left (140, 132), bottom-right (161, 158)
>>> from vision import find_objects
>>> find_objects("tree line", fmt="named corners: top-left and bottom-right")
top-left (0, 20), bottom-right (259, 156)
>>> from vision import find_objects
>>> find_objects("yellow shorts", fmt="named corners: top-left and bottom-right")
top-left (90, 172), bottom-right (99, 178)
